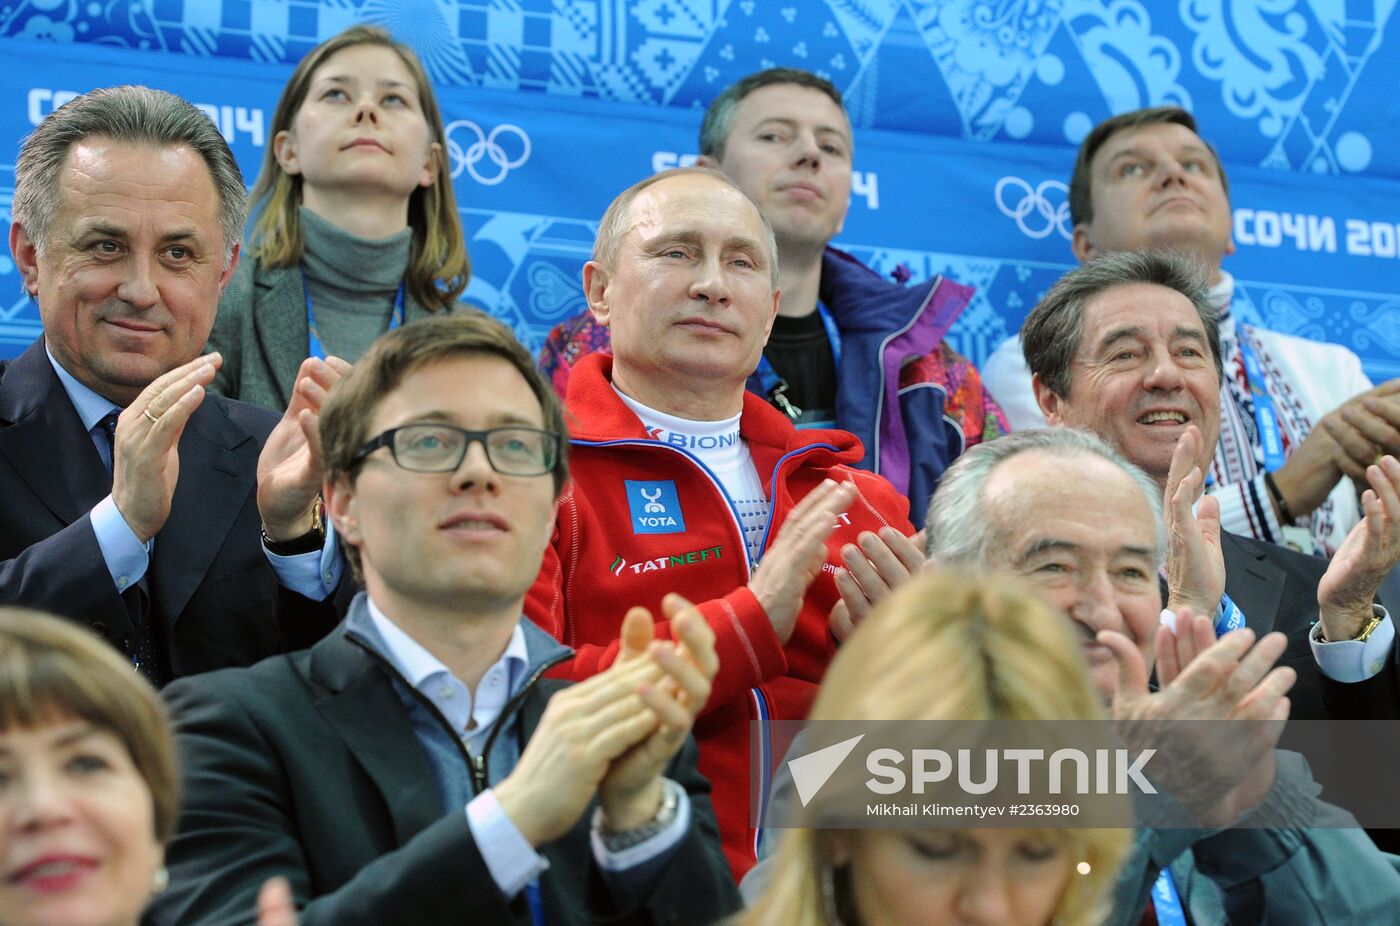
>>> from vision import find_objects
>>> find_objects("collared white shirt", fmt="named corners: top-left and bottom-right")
top-left (47, 348), bottom-right (151, 593)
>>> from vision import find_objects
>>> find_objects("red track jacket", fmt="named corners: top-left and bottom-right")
top-left (527, 354), bottom-right (914, 879)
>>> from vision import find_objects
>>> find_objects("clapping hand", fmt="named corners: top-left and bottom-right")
top-left (1102, 608), bottom-right (1294, 826)
top-left (111, 354), bottom-right (220, 542)
top-left (750, 479), bottom-right (857, 644)
top-left (828, 528), bottom-right (925, 643)
top-left (257, 356), bottom-right (351, 541)
top-left (1163, 426), bottom-right (1225, 618)
top-left (494, 595), bottom-right (717, 844)
top-left (1317, 455), bottom-right (1400, 641)
top-left (600, 594), bottom-right (718, 830)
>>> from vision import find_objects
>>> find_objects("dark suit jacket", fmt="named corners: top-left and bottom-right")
top-left (209, 258), bottom-right (446, 411)
top-left (149, 623), bottom-right (742, 926)
top-left (0, 339), bottom-right (339, 677)
top-left (1221, 530), bottom-right (1400, 719)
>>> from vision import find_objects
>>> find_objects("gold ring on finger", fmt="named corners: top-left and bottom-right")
top-left (142, 408), bottom-right (161, 424)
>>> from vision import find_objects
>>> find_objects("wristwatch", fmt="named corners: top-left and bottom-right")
top-left (1318, 607), bottom-right (1384, 643)
top-left (600, 780), bottom-right (680, 852)
top-left (261, 495), bottom-right (326, 556)
top-left (1353, 610), bottom-right (1385, 642)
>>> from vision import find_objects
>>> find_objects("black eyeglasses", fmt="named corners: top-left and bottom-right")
top-left (351, 424), bottom-right (560, 476)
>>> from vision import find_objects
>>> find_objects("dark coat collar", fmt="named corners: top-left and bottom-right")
top-left (1220, 530), bottom-right (1285, 636)
top-left (300, 597), bottom-right (573, 845)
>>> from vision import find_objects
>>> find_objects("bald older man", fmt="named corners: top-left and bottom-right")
top-left (743, 426), bottom-right (1400, 924)
top-left (922, 427), bottom-right (1400, 924)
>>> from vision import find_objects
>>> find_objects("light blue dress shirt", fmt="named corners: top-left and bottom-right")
top-left (1160, 598), bottom-right (1394, 683)
top-left (46, 349), bottom-right (338, 599)
top-left (364, 598), bottom-right (690, 899)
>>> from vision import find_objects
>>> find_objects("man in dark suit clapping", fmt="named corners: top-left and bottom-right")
top-left (0, 85), bottom-right (344, 682)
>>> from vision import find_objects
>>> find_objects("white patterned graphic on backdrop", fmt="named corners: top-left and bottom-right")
top-left (0, 1), bottom-right (1396, 378)
top-left (2, 1), bottom-right (1395, 173)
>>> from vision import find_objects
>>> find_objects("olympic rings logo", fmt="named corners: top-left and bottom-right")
top-left (445, 119), bottom-right (532, 186)
top-left (994, 177), bottom-right (1073, 240)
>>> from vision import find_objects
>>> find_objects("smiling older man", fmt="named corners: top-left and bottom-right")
top-left (983, 106), bottom-right (1400, 559)
top-left (921, 426), bottom-right (1400, 925)
top-left (743, 423), bottom-right (1400, 923)
top-left (1024, 250), bottom-right (1400, 720)
top-left (0, 86), bottom-right (343, 685)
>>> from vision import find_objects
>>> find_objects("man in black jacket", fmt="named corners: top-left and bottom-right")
top-left (1023, 250), bottom-right (1400, 719)
top-left (149, 312), bottom-right (738, 926)
top-left (1, 86), bottom-right (343, 683)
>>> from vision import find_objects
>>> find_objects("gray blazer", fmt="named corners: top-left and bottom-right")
top-left (207, 257), bottom-right (448, 411)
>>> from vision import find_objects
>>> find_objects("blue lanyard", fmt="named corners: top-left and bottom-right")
top-left (300, 267), bottom-right (405, 361)
top-left (817, 302), bottom-right (841, 364)
top-left (1215, 592), bottom-right (1246, 637)
top-left (753, 303), bottom-right (841, 419)
top-left (526, 879), bottom-right (545, 926)
top-left (1152, 868), bottom-right (1189, 926)
top-left (1235, 334), bottom-right (1286, 471)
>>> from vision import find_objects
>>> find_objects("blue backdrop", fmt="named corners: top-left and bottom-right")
top-left (1, 1), bottom-right (1396, 381)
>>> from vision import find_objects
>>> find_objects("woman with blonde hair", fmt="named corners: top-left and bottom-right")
top-left (742, 571), bottom-right (1131, 926)
top-left (209, 24), bottom-right (471, 411)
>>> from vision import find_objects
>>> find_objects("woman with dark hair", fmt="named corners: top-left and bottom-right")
top-left (209, 25), bottom-right (471, 411)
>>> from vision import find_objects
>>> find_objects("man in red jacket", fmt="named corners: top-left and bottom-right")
top-left (526, 167), bottom-right (918, 879)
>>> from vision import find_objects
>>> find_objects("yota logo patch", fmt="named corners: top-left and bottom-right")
top-left (625, 480), bottom-right (686, 534)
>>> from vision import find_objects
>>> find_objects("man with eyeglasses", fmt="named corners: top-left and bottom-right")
top-left (525, 166), bottom-right (919, 879)
top-left (150, 313), bottom-right (741, 926)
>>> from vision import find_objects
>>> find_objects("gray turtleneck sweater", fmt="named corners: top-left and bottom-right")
top-left (300, 207), bottom-right (413, 362)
